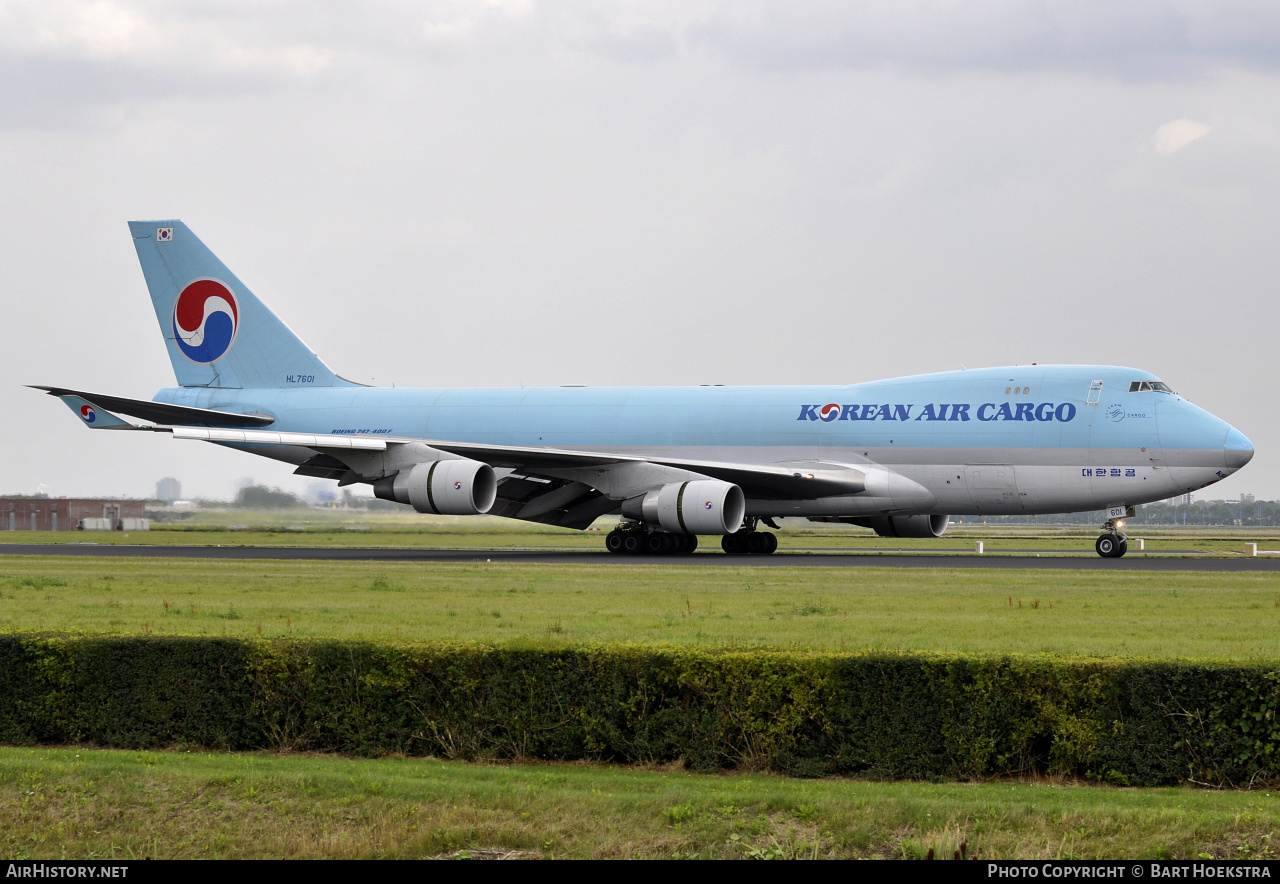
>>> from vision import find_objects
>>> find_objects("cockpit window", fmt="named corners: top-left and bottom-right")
top-left (1129, 381), bottom-right (1175, 394)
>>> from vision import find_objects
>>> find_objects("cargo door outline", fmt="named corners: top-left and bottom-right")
top-left (965, 463), bottom-right (1023, 511)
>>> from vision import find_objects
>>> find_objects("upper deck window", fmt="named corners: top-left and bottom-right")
top-left (1128, 381), bottom-right (1175, 393)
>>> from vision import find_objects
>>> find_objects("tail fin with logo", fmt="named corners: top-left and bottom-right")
top-left (129, 220), bottom-right (349, 389)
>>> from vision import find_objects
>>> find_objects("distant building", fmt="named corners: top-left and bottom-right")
top-left (1, 499), bottom-right (147, 531)
top-left (156, 477), bottom-right (182, 504)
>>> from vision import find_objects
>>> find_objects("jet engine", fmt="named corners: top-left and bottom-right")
top-left (844, 514), bottom-right (949, 538)
top-left (622, 479), bottom-right (746, 535)
top-left (373, 458), bottom-right (497, 515)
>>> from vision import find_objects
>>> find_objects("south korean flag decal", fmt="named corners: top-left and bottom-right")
top-left (157, 227), bottom-right (173, 242)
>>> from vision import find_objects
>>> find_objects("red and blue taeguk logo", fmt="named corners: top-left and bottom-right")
top-left (454, 481), bottom-right (462, 490)
top-left (704, 500), bottom-right (713, 510)
top-left (80, 404), bottom-right (96, 424)
top-left (818, 403), bottom-right (841, 422)
top-left (172, 278), bottom-right (239, 364)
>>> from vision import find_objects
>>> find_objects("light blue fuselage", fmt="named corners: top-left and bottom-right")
top-left (156, 363), bottom-right (1253, 518)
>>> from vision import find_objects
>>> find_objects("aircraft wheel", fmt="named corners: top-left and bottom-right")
top-left (1114, 538), bottom-right (1128, 558)
top-left (722, 534), bottom-right (748, 555)
top-left (622, 533), bottom-right (644, 554)
top-left (747, 532), bottom-right (768, 554)
top-left (645, 533), bottom-right (670, 555)
top-left (762, 532), bottom-right (778, 555)
top-left (605, 530), bottom-right (625, 554)
top-left (684, 535), bottom-right (699, 554)
top-left (1095, 534), bottom-right (1123, 558)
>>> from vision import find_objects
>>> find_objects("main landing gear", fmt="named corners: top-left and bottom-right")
top-left (721, 517), bottom-right (779, 556)
top-left (605, 523), bottom-right (698, 556)
top-left (604, 516), bottom-right (782, 556)
top-left (1095, 518), bottom-right (1128, 559)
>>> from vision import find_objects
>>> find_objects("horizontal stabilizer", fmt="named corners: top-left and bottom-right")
top-left (53, 394), bottom-right (134, 429)
top-left (31, 386), bottom-right (274, 428)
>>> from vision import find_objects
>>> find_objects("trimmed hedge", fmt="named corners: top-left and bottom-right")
top-left (1, 635), bottom-right (1278, 786)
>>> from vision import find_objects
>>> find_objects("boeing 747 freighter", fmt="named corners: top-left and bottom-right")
top-left (35, 221), bottom-right (1254, 557)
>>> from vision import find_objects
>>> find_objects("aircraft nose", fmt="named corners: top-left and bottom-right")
top-left (1224, 427), bottom-right (1254, 471)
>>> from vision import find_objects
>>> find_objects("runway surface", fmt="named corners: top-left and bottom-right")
top-left (2, 543), bottom-right (1279, 571)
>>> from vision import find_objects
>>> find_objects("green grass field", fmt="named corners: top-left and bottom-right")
top-left (2, 557), bottom-right (1279, 659)
top-left (2, 746), bottom-right (1277, 859)
top-left (4, 544), bottom-right (1280, 859)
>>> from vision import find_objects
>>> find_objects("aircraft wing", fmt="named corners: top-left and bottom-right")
top-left (92, 414), bottom-right (867, 500)
top-left (42, 396), bottom-right (868, 523)
top-left (254, 430), bottom-right (866, 501)
top-left (288, 436), bottom-right (865, 527)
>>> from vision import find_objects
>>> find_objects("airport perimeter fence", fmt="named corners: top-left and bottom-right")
top-left (1, 635), bottom-right (1278, 786)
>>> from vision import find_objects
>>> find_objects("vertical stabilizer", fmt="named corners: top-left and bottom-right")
top-left (129, 220), bottom-right (347, 389)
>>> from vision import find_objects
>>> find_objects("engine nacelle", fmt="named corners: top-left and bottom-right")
top-left (845, 514), bottom-right (949, 538)
top-left (373, 459), bottom-right (497, 515)
top-left (622, 479), bottom-right (746, 535)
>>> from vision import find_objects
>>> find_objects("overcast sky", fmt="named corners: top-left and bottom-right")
top-left (2, 0), bottom-right (1277, 502)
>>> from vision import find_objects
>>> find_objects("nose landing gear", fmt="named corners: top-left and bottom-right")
top-left (1095, 518), bottom-right (1129, 558)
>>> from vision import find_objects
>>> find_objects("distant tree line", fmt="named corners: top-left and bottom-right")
top-left (1134, 498), bottom-right (1280, 527)
top-left (233, 484), bottom-right (303, 509)
top-left (231, 485), bottom-right (398, 510)
top-left (22, 483), bottom-right (1274, 525)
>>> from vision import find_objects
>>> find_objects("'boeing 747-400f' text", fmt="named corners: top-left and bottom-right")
top-left (35, 221), bottom-right (1254, 558)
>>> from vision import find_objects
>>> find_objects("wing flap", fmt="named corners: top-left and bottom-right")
top-left (293, 453), bottom-right (353, 480)
top-left (171, 426), bottom-right (387, 450)
top-left (431, 441), bottom-right (865, 499)
top-left (642, 458), bottom-right (866, 498)
top-left (429, 440), bottom-right (629, 469)
top-left (486, 475), bottom-right (615, 529)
